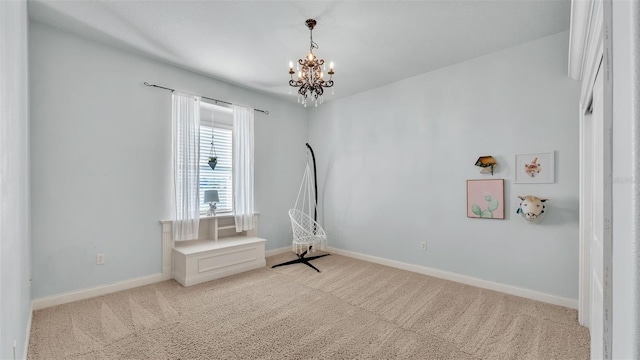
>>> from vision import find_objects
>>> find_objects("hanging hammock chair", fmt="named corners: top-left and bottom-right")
top-left (289, 163), bottom-right (327, 254)
top-left (272, 144), bottom-right (329, 272)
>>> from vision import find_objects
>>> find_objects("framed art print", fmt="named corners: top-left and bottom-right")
top-left (514, 152), bottom-right (555, 184)
top-left (466, 179), bottom-right (505, 219)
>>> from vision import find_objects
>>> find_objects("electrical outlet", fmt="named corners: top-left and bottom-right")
top-left (421, 242), bottom-right (427, 251)
top-left (96, 253), bottom-right (105, 265)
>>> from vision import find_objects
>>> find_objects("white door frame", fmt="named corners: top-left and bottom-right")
top-left (570, 0), bottom-right (604, 327)
top-left (586, 64), bottom-right (605, 360)
top-left (569, 0), bottom-right (611, 332)
top-left (578, 87), bottom-right (594, 327)
top-left (569, 0), bottom-right (612, 358)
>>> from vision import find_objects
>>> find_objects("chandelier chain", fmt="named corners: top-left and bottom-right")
top-left (310, 28), bottom-right (318, 53)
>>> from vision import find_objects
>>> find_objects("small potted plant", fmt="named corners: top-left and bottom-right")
top-left (208, 156), bottom-right (217, 170)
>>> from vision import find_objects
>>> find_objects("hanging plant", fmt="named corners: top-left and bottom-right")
top-left (208, 156), bottom-right (217, 170)
top-left (208, 110), bottom-right (218, 171)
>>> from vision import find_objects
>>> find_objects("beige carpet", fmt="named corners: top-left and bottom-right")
top-left (28, 253), bottom-right (589, 359)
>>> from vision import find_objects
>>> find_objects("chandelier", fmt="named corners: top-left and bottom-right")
top-left (288, 19), bottom-right (335, 107)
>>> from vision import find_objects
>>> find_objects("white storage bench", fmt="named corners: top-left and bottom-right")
top-left (160, 214), bottom-right (266, 287)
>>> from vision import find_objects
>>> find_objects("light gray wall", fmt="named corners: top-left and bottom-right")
top-left (611, 0), bottom-right (640, 358)
top-left (29, 21), bottom-right (307, 299)
top-left (309, 31), bottom-right (580, 299)
top-left (0, 0), bottom-right (31, 358)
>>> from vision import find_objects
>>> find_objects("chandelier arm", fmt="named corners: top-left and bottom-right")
top-left (299, 84), bottom-right (310, 97)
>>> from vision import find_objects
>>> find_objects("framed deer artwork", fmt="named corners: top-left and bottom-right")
top-left (514, 152), bottom-right (555, 184)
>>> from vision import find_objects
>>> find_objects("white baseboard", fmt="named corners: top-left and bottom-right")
top-left (326, 246), bottom-right (578, 309)
top-left (23, 302), bottom-right (33, 360)
top-left (32, 273), bottom-right (164, 310)
top-left (265, 246), bottom-right (291, 257)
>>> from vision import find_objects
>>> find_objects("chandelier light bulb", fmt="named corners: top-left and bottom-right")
top-left (289, 61), bottom-right (293, 69)
top-left (330, 62), bottom-right (334, 70)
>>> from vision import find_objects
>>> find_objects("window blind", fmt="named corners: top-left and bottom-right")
top-left (200, 125), bottom-right (233, 213)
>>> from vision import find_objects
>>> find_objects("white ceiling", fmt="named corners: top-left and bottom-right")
top-left (27, 0), bottom-right (571, 104)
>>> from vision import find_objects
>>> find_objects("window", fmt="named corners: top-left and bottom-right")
top-left (199, 103), bottom-right (233, 214)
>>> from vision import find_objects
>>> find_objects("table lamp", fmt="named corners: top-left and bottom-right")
top-left (204, 190), bottom-right (219, 216)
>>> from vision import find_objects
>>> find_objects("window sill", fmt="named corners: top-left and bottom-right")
top-left (199, 213), bottom-right (234, 220)
top-left (159, 212), bottom-right (259, 225)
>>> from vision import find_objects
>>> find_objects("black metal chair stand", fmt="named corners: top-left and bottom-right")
top-left (271, 247), bottom-right (330, 273)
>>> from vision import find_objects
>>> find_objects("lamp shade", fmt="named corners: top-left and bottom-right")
top-left (204, 190), bottom-right (219, 203)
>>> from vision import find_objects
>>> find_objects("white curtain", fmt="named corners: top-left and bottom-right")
top-left (232, 105), bottom-right (255, 232)
top-left (172, 92), bottom-right (201, 241)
